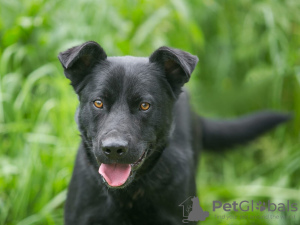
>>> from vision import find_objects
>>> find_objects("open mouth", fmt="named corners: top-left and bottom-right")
top-left (98, 149), bottom-right (148, 188)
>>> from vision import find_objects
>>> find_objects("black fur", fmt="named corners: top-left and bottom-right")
top-left (200, 111), bottom-right (292, 150)
top-left (58, 41), bottom-right (290, 225)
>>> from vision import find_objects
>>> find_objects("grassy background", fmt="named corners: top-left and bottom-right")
top-left (0, 0), bottom-right (299, 224)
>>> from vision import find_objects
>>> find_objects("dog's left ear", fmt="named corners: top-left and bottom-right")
top-left (58, 41), bottom-right (107, 91)
top-left (149, 46), bottom-right (198, 96)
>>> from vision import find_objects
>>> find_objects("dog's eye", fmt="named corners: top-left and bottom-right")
top-left (140, 102), bottom-right (150, 111)
top-left (93, 100), bottom-right (103, 108)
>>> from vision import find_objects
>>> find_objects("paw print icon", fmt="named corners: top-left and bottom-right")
top-left (255, 201), bottom-right (266, 211)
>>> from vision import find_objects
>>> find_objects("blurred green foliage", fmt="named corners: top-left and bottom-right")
top-left (0, 0), bottom-right (299, 224)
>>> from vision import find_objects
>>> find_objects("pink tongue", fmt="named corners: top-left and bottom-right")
top-left (99, 164), bottom-right (131, 187)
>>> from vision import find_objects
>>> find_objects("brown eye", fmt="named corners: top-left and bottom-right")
top-left (93, 100), bottom-right (103, 108)
top-left (140, 102), bottom-right (150, 111)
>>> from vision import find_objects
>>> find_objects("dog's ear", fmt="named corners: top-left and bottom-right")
top-left (149, 46), bottom-right (198, 96)
top-left (58, 41), bottom-right (107, 89)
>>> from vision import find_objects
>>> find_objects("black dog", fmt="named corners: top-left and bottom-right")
top-left (58, 41), bottom-right (290, 225)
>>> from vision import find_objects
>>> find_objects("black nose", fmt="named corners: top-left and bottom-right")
top-left (101, 138), bottom-right (128, 160)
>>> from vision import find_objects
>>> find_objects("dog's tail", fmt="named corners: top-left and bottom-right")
top-left (200, 111), bottom-right (292, 150)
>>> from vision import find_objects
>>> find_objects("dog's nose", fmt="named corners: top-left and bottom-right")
top-left (101, 138), bottom-right (128, 159)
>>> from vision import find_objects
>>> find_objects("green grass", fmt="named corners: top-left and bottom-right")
top-left (0, 0), bottom-right (299, 224)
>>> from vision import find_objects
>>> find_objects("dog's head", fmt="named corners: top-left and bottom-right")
top-left (58, 41), bottom-right (198, 188)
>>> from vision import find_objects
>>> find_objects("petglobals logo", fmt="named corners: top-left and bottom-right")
top-left (179, 196), bottom-right (209, 223)
top-left (179, 197), bottom-right (298, 223)
top-left (213, 200), bottom-right (298, 212)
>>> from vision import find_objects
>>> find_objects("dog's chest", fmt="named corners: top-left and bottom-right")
top-left (100, 189), bottom-right (182, 225)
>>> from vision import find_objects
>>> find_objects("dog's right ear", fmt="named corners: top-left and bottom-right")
top-left (149, 46), bottom-right (198, 97)
top-left (58, 41), bottom-right (107, 89)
